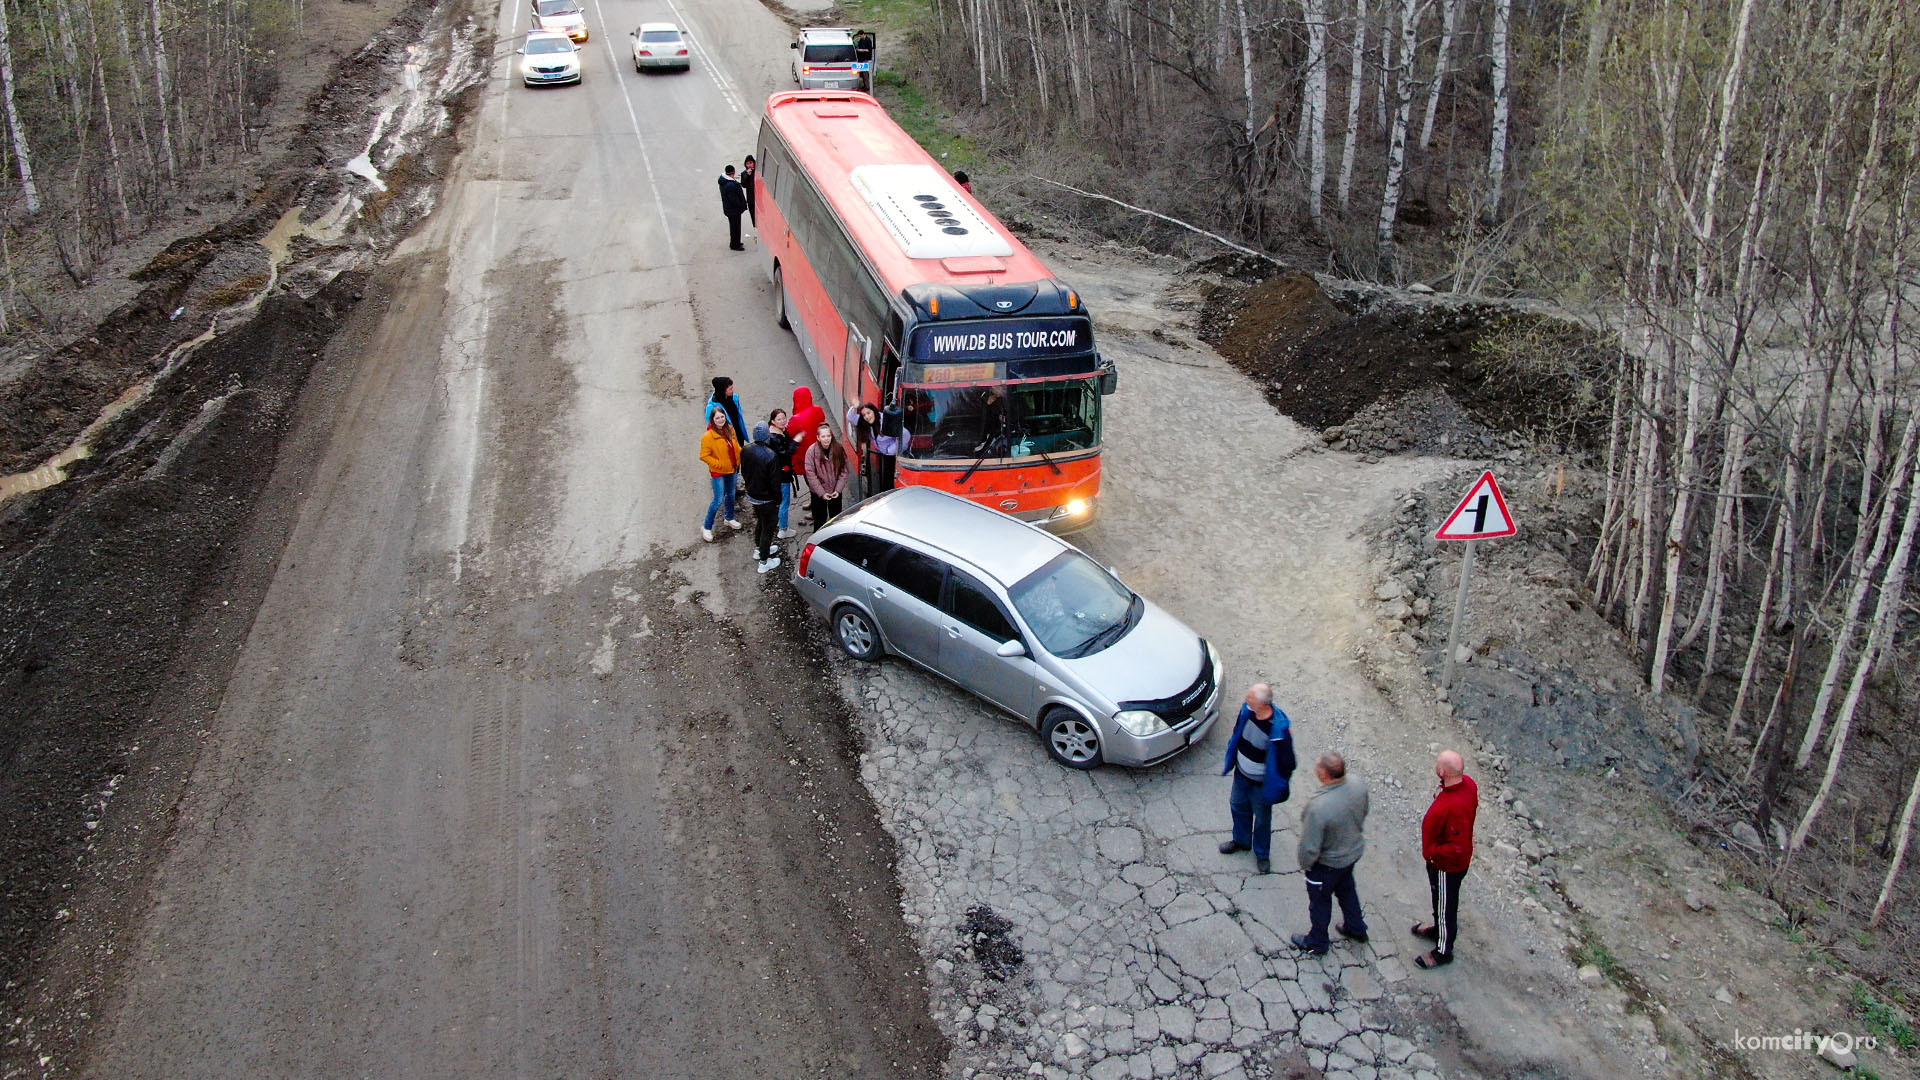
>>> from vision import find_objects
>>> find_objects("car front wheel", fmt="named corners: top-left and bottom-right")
top-left (1042, 708), bottom-right (1102, 770)
top-left (833, 605), bottom-right (882, 662)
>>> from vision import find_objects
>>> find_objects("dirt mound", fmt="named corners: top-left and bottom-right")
top-left (1201, 272), bottom-right (1615, 453)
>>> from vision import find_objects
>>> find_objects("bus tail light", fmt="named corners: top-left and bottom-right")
top-left (798, 542), bottom-right (817, 578)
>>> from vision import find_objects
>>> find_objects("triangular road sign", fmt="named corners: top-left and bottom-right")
top-left (1435, 471), bottom-right (1517, 540)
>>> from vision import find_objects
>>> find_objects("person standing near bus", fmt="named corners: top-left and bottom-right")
top-left (698, 408), bottom-right (744, 542)
top-left (804, 424), bottom-right (851, 529)
top-left (788, 387), bottom-right (826, 477)
top-left (848, 402), bottom-right (898, 491)
top-left (953, 169), bottom-right (972, 193)
top-left (767, 408), bottom-right (798, 539)
top-left (741, 155), bottom-right (759, 230)
top-left (741, 423), bottom-right (783, 573)
top-left (705, 378), bottom-right (746, 468)
top-left (718, 165), bottom-right (748, 251)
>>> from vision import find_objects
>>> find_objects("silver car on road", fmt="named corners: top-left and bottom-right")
top-left (792, 487), bottom-right (1221, 769)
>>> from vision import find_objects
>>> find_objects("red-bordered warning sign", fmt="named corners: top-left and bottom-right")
top-left (1435, 471), bottom-right (1517, 540)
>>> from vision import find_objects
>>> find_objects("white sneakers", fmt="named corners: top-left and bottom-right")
top-left (701, 527), bottom-right (714, 542)
top-left (755, 556), bottom-right (782, 574)
top-left (726, 518), bottom-right (745, 530)
top-left (777, 528), bottom-right (797, 539)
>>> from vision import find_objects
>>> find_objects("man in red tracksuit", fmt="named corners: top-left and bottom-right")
top-left (1414, 749), bottom-right (1477, 968)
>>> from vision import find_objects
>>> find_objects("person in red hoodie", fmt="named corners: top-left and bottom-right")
top-left (788, 387), bottom-right (826, 509)
top-left (1414, 749), bottom-right (1477, 968)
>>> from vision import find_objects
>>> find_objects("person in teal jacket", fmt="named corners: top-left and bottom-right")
top-left (1218, 683), bottom-right (1297, 873)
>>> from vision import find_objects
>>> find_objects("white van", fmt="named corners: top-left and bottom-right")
top-left (791, 27), bottom-right (874, 91)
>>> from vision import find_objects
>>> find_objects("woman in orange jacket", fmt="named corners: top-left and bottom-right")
top-left (699, 407), bottom-right (744, 541)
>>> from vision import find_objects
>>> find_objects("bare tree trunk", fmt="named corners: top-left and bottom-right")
top-left (1791, 475), bottom-right (1920, 850)
top-left (1416, 0), bottom-right (1456, 151)
top-left (1336, 0), bottom-right (1367, 213)
top-left (1374, 0), bottom-right (1418, 276)
top-left (0, 0), bottom-right (41, 213)
top-left (1304, 0), bottom-right (1329, 225)
top-left (1873, 762), bottom-right (1920, 926)
top-left (1234, 0), bottom-right (1255, 145)
top-left (1482, 0), bottom-right (1511, 221)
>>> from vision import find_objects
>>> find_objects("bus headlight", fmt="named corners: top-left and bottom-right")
top-left (1114, 709), bottom-right (1169, 737)
top-left (1063, 498), bottom-right (1089, 516)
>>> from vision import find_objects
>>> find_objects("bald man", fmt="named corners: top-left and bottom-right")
top-left (1415, 750), bottom-right (1478, 968)
top-left (1218, 683), bottom-right (1297, 874)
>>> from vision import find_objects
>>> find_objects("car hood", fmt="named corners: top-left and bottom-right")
top-left (526, 50), bottom-right (577, 64)
top-left (543, 12), bottom-right (584, 25)
top-left (1047, 600), bottom-right (1204, 709)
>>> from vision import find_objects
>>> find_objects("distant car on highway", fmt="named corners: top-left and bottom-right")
top-left (630, 23), bottom-right (691, 72)
top-left (519, 31), bottom-right (582, 86)
top-left (531, 0), bottom-right (587, 41)
top-left (792, 487), bottom-right (1221, 769)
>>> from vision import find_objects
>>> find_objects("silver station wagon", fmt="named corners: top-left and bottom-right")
top-left (792, 487), bottom-right (1221, 768)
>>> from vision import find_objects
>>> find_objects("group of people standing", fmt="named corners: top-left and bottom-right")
top-left (699, 377), bottom-right (852, 573)
top-left (717, 156), bottom-right (758, 251)
top-left (1219, 684), bottom-right (1479, 970)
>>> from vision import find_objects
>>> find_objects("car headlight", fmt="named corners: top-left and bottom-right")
top-left (1063, 497), bottom-right (1089, 516)
top-left (1114, 709), bottom-right (1169, 737)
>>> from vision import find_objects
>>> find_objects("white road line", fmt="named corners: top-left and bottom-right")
top-left (659, 0), bottom-right (747, 116)
top-left (587, 0), bottom-right (685, 268)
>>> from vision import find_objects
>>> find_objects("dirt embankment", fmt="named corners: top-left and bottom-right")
top-left (0, 0), bottom-right (483, 1068)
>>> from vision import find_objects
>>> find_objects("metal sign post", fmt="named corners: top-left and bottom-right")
top-left (1433, 471), bottom-right (1518, 695)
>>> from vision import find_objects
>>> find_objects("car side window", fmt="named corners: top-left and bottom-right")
top-left (879, 546), bottom-right (946, 605)
top-left (948, 572), bottom-right (1018, 643)
top-left (820, 532), bottom-right (893, 573)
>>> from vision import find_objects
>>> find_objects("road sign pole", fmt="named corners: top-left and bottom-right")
top-left (1440, 539), bottom-right (1477, 695)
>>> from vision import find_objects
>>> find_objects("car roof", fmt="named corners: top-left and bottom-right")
top-left (839, 488), bottom-right (1067, 585)
top-left (799, 27), bottom-right (854, 42)
top-left (638, 21), bottom-right (679, 31)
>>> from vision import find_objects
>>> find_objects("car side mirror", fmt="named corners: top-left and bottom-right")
top-left (995, 639), bottom-right (1026, 658)
top-left (789, 41), bottom-right (799, 48)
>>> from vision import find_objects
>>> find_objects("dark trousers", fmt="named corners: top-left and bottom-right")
top-left (1303, 861), bottom-right (1367, 949)
top-left (1427, 863), bottom-right (1467, 956)
top-left (726, 212), bottom-right (743, 249)
top-left (809, 492), bottom-right (842, 528)
top-left (1228, 772), bottom-right (1273, 860)
top-left (751, 499), bottom-right (779, 560)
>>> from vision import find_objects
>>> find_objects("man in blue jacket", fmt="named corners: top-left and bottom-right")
top-left (1219, 683), bottom-right (1297, 873)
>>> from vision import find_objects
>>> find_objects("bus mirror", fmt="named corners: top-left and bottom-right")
top-left (789, 41), bottom-right (799, 48)
top-left (1098, 368), bottom-right (1118, 396)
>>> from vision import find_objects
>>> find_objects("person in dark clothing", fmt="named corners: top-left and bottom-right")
top-left (741, 423), bottom-right (783, 573)
top-left (718, 165), bottom-right (748, 251)
top-left (766, 408), bottom-right (798, 538)
top-left (741, 155), bottom-right (758, 229)
top-left (1218, 683), bottom-right (1296, 874)
top-left (1414, 750), bottom-right (1478, 968)
top-left (1292, 752), bottom-right (1370, 954)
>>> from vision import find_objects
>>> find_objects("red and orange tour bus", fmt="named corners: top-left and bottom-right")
top-left (754, 90), bottom-right (1115, 532)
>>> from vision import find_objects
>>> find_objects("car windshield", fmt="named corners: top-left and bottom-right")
top-left (534, 0), bottom-right (577, 13)
top-left (900, 376), bottom-right (1101, 459)
top-left (526, 36), bottom-right (573, 53)
top-left (1008, 551), bottom-right (1140, 658)
top-left (803, 43), bottom-right (857, 62)
top-left (641, 29), bottom-right (680, 41)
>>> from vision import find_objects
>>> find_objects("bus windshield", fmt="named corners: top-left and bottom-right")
top-left (900, 376), bottom-right (1101, 459)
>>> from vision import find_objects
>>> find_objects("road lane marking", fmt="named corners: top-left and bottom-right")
top-left (660, 0), bottom-right (747, 116)
top-left (587, 0), bottom-right (685, 268)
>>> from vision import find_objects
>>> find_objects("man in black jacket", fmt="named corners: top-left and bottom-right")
top-left (718, 166), bottom-right (748, 251)
top-left (742, 423), bottom-right (783, 573)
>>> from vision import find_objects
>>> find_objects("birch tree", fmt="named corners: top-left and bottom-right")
top-left (1303, 0), bottom-right (1329, 224)
top-left (1375, 0), bottom-right (1419, 275)
top-left (1336, 0), bottom-right (1368, 213)
top-left (0, 0), bottom-right (39, 213)
top-left (1415, 0), bottom-right (1456, 152)
top-left (1482, 0), bottom-right (1511, 221)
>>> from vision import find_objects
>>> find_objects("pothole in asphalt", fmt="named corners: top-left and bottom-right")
top-left (959, 904), bottom-right (1024, 982)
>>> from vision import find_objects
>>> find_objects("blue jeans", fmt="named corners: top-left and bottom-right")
top-left (1229, 772), bottom-right (1273, 860)
top-left (1303, 861), bottom-right (1367, 949)
top-left (778, 480), bottom-right (792, 530)
top-left (704, 473), bottom-right (737, 529)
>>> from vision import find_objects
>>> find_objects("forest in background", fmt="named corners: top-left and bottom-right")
top-left (902, 0), bottom-right (1920, 996)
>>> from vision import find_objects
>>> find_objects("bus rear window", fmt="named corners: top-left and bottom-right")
top-left (804, 43), bottom-right (857, 63)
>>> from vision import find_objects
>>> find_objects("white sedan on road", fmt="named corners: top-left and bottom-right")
top-left (630, 23), bottom-right (691, 71)
top-left (520, 30), bottom-right (582, 86)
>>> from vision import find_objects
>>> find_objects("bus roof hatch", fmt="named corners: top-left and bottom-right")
top-left (849, 164), bottom-right (1014, 261)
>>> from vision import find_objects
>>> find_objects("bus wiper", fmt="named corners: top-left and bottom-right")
top-left (957, 443), bottom-right (993, 485)
top-left (1018, 432), bottom-right (1064, 475)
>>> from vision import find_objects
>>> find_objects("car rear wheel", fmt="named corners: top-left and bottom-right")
top-left (1042, 708), bottom-right (1102, 770)
top-left (833, 605), bottom-right (881, 662)
top-left (774, 266), bottom-right (791, 329)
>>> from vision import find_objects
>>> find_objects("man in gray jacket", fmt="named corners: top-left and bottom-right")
top-left (1292, 752), bottom-right (1370, 954)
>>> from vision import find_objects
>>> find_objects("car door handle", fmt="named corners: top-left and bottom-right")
top-left (870, 586), bottom-right (886, 599)
top-left (945, 626), bottom-right (961, 638)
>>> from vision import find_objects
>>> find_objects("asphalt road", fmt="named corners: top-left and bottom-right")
top-left (83, 0), bottom-right (946, 1076)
